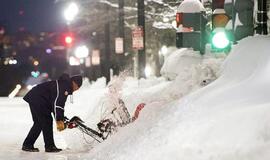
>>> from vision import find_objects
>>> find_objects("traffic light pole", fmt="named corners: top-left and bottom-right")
top-left (256, 0), bottom-right (268, 35)
top-left (232, 0), bottom-right (235, 31)
top-left (137, 0), bottom-right (146, 78)
top-left (118, 0), bottom-right (124, 38)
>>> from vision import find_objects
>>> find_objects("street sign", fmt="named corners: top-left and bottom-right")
top-left (85, 56), bottom-right (91, 67)
top-left (132, 26), bottom-right (144, 50)
top-left (115, 37), bottom-right (124, 54)
top-left (69, 56), bottom-right (80, 66)
top-left (92, 49), bottom-right (100, 65)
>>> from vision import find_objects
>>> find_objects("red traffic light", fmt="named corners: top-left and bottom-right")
top-left (65, 36), bottom-right (73, 44)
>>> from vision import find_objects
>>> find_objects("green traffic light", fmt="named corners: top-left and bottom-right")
top-left (212, 31), bottom-right (230, 49)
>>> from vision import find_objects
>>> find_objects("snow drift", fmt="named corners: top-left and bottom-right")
top-left (1, 36), bottom-right (270, 160)
top-left (79, 35), bottom-right (270, 160)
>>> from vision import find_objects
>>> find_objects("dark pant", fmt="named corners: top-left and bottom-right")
top-left (23, 103), bottom-right (55, 148)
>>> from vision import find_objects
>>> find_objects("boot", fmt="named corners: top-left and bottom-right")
top-left (22, 145), bottom-right (39, 152)
top-left (45, 146), bottom-right (62, 153)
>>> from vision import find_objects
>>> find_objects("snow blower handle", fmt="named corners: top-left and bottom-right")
top-left (64, 116), bottom-right (84, 129)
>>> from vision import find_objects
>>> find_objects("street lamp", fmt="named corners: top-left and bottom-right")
top-left (74, 45), bottom-right (89, 76)
top-left (75, 45), bottom-right (89, 59)
top-left (64, 2), bottom-right (79, 23)
top-left (63, 2), bottom-right (79, 74)
top-left (69, 56), bottom-right (80, 66)
top-left (161, 45), bottom-right (168, 56)
top-left (144, 65), bottom-right (153, 78)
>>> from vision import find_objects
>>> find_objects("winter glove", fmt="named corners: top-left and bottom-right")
top-left (56, 121), bottom-right (65, 131)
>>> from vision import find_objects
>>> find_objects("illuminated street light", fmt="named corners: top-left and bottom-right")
top-left (8, 59), bottom-right (17, 65)
top-left (8, 84), bottom-right (22, 98)
top-left (64, 2), bottom-right (79, 23)
top-left (161, 45), bottom-right (168, 56)
top-left (33, 60), bottom-right (39, 66)
top-left (46, 48), bottom-right (52, 54)
top-left (69, 56), bottom-right (80, 66)
top-left (75, 45), bottom-right (89, 59)
top-left (144, 65), bottom-right (153, 78)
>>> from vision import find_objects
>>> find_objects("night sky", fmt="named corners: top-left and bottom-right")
top-left (0, 0), bottom-right (66, 34)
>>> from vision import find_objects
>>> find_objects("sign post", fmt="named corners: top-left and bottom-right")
top-left (132, 26), bottom-right (145, 78)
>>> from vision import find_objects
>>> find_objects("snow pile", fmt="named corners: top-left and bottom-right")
top-left (76, 35), bottom-right (270, 160)
top-left (161, 48), bottom-right (202, 80)
top-left (161, 48), bottom-right (224, 98)
top-left (61, 47), bottom-right (224, 152)
top-left (177, 0), bottom-right (206, 13)
top-left (161, 48), bottom-right (224, 81)
top-left (57, 78), bottom-right (107, 150)
top-left (166, 35), bottom-right (270, 159)
top-left (3, 36), bottom-right (270, 160)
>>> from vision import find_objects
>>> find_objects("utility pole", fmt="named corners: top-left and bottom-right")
top-left (117, 0), bottom-right (125, 74)
top-left (137, 0), bottom-right (146, 78)
top-left (234, 0), bottom-right (254, 40)
top-left (256, 0), bottom-right (268, 35)
top-left (104, 4), bottom-right (111, 83)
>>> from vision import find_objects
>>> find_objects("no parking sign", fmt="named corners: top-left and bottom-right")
top-left (132, 26), bottom-right (144, 50)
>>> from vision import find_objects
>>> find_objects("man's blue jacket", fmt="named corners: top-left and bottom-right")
top-left (23, 75), bottom-right (73, 121)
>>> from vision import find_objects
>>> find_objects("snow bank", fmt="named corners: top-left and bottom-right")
top-left (161, 48), bottom-right (202, 80)
top-left (170, 35), bottom-right (270, 159)
top-left (61, 47), bottom-right (224, 153)
top-left (160, 48), bottom-right (224, 97)
top-left (4, 36), bottom-right (270, 160)
top-left (80, 35), bottom-right (270, 160)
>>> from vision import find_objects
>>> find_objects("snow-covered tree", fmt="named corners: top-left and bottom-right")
top-left (58, 0), bottom-right (182, 75)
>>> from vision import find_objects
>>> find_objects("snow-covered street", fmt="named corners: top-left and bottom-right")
top-left (2, 36), bottom-right (270, 159)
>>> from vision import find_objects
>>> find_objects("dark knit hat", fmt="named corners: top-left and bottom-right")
top-left (71, 75), bottom-right (83, 88)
